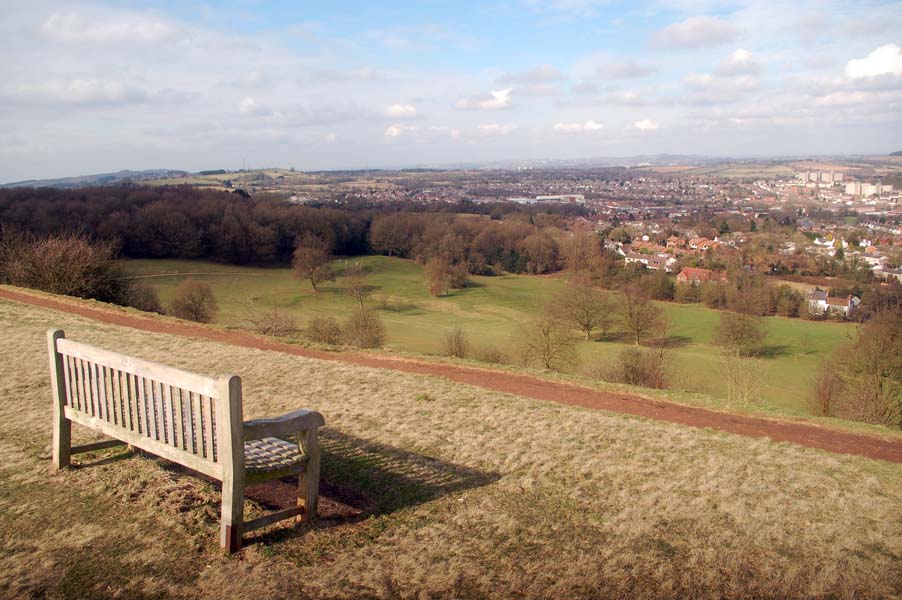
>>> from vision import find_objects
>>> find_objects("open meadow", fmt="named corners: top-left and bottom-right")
top-left (123, 257), bottom-right (856, 418)
top-left (1, 297), bottom-right (900, 598)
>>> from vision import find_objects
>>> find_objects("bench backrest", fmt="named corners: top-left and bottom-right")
top-left (48, 330), bottom-right (242, 480)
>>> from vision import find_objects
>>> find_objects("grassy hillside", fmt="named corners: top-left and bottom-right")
top-left (1, 298), bottom-right (900, 598)
top-left (123, 257), bottom-right (854, 415)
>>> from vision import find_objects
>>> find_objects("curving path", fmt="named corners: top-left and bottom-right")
top-left (2, 287), bottom-right (900, 464)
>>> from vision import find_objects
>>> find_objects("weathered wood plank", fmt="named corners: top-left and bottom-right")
top-left (244, 409), bottom-right (326, 441)
top-left (71, 439), bottom-right (128, 454)
top-left (48, 329), bottom-right (71, 469)
top-left (243, 507), bottom-right (305, 532)
top-left (203, 396), bottom-right (215, 462)
top-left (57, 339), bottom-right (220, 397)
top-left (173, 386), bottom-right (185, 451)
top-left (64, 407), bottom-right (224, 480)
top-left (217, 375), bottom-right (245, 552)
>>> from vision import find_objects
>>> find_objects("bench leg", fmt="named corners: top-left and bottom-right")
top-left (220, 477), bottom-right (244, 553)
top-left (298, 428), bottom-right (320, 524)
top-left (52, 416), bottom-right (71, 469)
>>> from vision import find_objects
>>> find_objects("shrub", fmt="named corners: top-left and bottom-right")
top-left (242, 304), bottom-right (297, 337)
top-left (443, 327), bottom-right (469, 358)
top-left (122, 283), bottom-right (163, 313)
top-left (306, 316), bottom-right (343, 345)
top-left (0, 232), bottom-right (128, 302)
top-left (167, 279), bottom-right (218, 323)
top-left (343, 308), bottom-right (386, 349)
top-left (600, 346), bottom-right (669, 389)
top-left (474, 346), bottom-right (509, 365)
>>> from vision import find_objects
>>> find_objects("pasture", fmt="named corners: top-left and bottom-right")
top-left (122, 256), bottom-right (856, 417)
top-left (0, 298), bottom-right (899, 598)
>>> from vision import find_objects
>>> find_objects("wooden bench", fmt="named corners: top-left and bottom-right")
top-left (46, 329), bottom-right (325, 553)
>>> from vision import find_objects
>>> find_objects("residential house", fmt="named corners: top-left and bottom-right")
top-left (676, 267), bottom-right (724, 285)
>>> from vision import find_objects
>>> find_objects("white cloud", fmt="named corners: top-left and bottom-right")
top-left (41, 12), bottom-right (178, 44)
top-left (476, 123), bottom-right (515, 136)
top-left (456, 88), bottom-right (512, 110)
top-left (10, 79), bottom-right (146, 107)
top-left (634, 119), bottom-right (659, 131)
top-left (386, 103), bottom-right (417, 118)
top-left (600, 61), bottom-right (656, 80)
top-left (553, 120), bottom-right (604, 133)
top-left (238, 97), bottom-right (272, 117)
top-left (650, 16), bottom-right (737, 49)
top-left (497, 64), bottom-right (565, 84)
top-left (845, 44), bottom-right (902, 79)
top-left (715, 49), bottom-right (763, 76)
top-left (384, 123), bottom-right (417, 138)
top-left (429, 126), bottom-right (461, 139)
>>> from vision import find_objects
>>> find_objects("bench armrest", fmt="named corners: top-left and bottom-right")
top-left (243, 409), bottom-right (325, 441)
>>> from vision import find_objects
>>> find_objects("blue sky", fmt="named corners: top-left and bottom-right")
top-left (1, 0), bottom-right (901, 181)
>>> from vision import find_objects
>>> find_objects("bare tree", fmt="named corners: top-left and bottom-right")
top-left (521, 314), bottom-right (577, 371)
top-left (168, 279), bottom-right (218, 323)
top-left (292, 236), bottom-right (335, 293)
top-left (552, 284), bottom-right (613, 341)
top-left (809, 357), bottom-right (843, 417)
top-left (344, 263), bottom-right (371, 307)
top-left (713, 311), bottom-right (767, 356)
top-left (619, 282), bottom-right (663, 346)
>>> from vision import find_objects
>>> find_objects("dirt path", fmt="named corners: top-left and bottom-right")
top-left (3, 287), bottom-right (901, 464)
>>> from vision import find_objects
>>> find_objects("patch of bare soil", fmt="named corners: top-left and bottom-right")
top-left (3, 287), bottom-right (900, 464)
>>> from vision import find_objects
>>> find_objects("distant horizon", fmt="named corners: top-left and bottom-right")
top-left (6, 150), bottom-right (902, 187)
top-left (2, 0), bottom-right (901, 182)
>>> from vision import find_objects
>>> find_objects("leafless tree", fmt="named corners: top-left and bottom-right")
top-left (809, 357), bottom-right (843, 417)
top-left (521, 314), bottom-right (577, 371)
top-left (344, 262), bottom-right (371, 307)
top-left (292, 236), bottom-right (335, 292)
top-left (619, 281), bottom-right (663, 346)
top-left (552, 284), bottom-right (613, 341)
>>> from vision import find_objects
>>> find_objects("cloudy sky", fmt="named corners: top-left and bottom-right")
top-left (1, 0), bottom-right (901, 182)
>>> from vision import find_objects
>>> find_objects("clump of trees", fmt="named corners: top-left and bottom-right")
top-left (167, 279), bottom-right (218, 323)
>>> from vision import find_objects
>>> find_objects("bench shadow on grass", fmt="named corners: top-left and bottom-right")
top-left (244, 429), bottom-right (501, 546)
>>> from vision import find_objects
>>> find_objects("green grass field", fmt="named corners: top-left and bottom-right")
top-left (122, 256), bottom-right (855, 416)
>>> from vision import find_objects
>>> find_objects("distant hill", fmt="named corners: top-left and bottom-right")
top-left (891, 151), bottom-right (902, 157)
top-left (0, 169), bottom-right (188, 189)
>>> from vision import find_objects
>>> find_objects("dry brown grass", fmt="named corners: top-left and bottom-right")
top-left (1, 297), bottom-right (901, 599)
